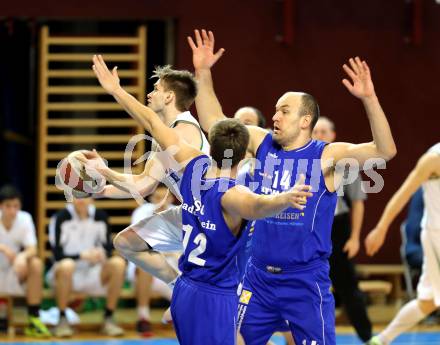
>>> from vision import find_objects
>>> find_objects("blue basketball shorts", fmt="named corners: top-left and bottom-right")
top-left (237, 258), bottom-right (336, 345)
top-left (171, 276), bottom-right (238, 345)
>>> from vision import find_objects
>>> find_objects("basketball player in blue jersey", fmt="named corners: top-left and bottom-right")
top-left (90, 54), bottom-right (314, 345)
top-left (188, 29), bottom-right (397, 345)
top-left (235, 108), bottom-right (295, 345)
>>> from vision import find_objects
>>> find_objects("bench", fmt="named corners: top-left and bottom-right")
top-left (358, 280), bottom-right (393, 304)
top-left (356, 264), bottom-right (405, 304)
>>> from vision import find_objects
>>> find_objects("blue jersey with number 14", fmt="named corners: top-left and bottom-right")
top-left (178, 154), bottom-right (247, 290)
top-left (251, 135), bottom-right (337, 267)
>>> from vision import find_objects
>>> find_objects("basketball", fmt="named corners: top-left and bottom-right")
top-left (57, 150), bottom-right (105, 198)
top-left (2, 8), bottom-right (440, 345)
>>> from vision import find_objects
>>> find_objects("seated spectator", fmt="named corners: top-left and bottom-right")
top-left (0, 185), bottom-right (51, 337)
top-left (128, 184), bottom-right (177, 336)
top-left (404, 188), bottom-right (424, 270)
top-left (47, 197), bottom-right (126, 337)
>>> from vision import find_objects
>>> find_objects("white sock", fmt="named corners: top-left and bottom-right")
top-left (137, 306), bottom-right (150, 320)
top-left (379, 300), bottom-right (428, 344)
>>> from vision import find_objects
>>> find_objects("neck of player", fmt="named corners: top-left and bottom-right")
top-left (282, 132), bottom-right (312, 151)
top-left (205, 166), bottom-right (239, 180)
top-left (160, 107), bottom-right (184, 127)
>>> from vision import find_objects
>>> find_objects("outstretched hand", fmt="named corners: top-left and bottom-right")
top-left (286, 174), bottom-right (313, 210)
top-left (92, 54), bottom-right (121, 95)
top-left (342, 57), bottom-right (376, 100)
top-left (187, 29), bottom-right (225, 70)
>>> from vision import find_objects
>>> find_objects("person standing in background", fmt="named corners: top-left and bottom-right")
top-left (312, 116), bottom-right (372, 343)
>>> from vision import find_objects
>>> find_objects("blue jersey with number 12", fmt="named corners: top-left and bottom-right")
top-left (178, 154), bottom-right (247, 290)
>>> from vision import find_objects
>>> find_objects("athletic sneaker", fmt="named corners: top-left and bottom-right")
top-left (54, 317), bottom-right (74, 338)
top-left (366, 336), bottom-right (385, 345)
top-left (24, 316), bottom-right (52, 338)
top-left (136, 318), bottom-right (153, 337)
top-left (101, 319), bottom-right (124, 336)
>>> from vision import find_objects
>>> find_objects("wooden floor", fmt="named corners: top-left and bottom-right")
top-left (7, 302), bottom-right (412, 327)
top-left (2, 307), bottom-right (440, 343)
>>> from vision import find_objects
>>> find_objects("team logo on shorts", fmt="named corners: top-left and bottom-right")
top-left (239, 289), bottom-right (253, 305)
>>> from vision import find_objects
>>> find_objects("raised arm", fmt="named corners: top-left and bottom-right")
top-left (92, 55), bottom-right (156, 132)
top-left (323, 57), bottom-right (397, 166)
top-left (188, 29), bottom-right (226, 132)
top-left (365, 152), bottom-right (440, 256)
top-left (93, 54), bottom-right (198, 164)
top-left (188, 30), bottom-right (269, 155)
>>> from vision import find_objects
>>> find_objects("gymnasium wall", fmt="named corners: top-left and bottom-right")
top-left (1, 0), bottom-right (439, 263)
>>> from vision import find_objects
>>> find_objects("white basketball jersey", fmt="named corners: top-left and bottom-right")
top-left (421, 143), bottom-right (440, 230)
top-left (159, 111), bottom-right (210, 201)
top-left (0, 211), bottom-right (37, 269)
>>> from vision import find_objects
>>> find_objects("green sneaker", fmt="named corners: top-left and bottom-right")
top-left (24, 316), bottom-right (52, 338)
top-left (366, 336), bottom-right (385, 345)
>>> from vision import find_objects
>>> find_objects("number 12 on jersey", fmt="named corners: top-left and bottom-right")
top-left (182, 224), bottom-right (207, 266)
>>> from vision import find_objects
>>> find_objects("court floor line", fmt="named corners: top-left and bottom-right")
top-left (1, 332), bottom-right (440, 345)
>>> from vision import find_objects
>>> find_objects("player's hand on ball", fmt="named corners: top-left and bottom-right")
top-left (77, 149), bottom-right (108, 177)
top-left (364, 227), bottom-right (386, 256)
top-left (92, 54), bottom-right (121, 95)
top-left (56, 150), bottom-right (106, 198)
top-left (81, 149), bottom-right (100, 160)
top-left (286, 174), bottom-right (313, 210)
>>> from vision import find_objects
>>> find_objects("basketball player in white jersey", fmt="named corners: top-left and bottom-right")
top-left (365, 143), bottom-right (440, 345)
top-left (83, 55), bottom-right (210, 289)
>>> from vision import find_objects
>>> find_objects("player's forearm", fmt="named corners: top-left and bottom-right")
top-left (99, 168), bottom-right (133, 194)
top-left (195, 68), bottom-right (226, 132)
top-left (362, 95), bottom-right (397, 161)
top-left (97, 185), bottom-right (135, 199)
top-left (350, 201), bottom-right (364, 240)
top-left (247, 194), bottom-right (290, 220)
top-left (376, 186), bottom-right (414, 234)
top-left (112, 87), bottom-right (154, 133)
top-left (98, 168), bottom-right (158, 199)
